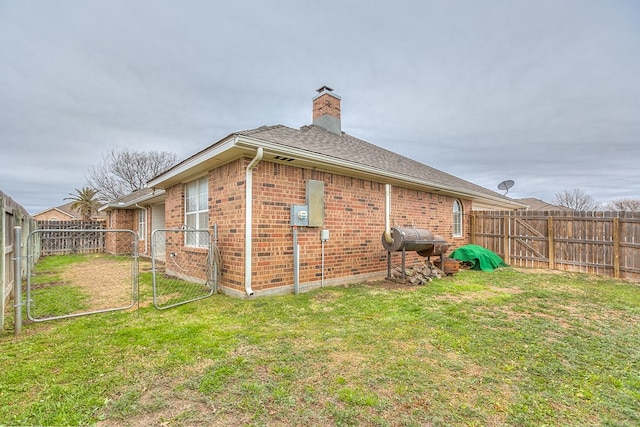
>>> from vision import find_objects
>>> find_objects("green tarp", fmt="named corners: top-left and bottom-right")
top-left (449, 244), bottom-right (509, 271)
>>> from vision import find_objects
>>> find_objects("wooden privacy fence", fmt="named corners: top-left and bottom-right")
top-left (470, 210), bottom-right (640, 281)
top-left (1, 191), bottom-right (38, 331)
top-left (36, 220), bottom-right (106, 255)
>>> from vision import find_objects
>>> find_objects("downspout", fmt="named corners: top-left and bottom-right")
top-left (245, 147), bottom-right (263, 296)
top-left (384, 184), bottom-right (394, 245)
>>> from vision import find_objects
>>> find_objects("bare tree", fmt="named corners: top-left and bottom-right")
top-left (87, 148), bottom-right (178, 201)
top-left (602, 198), bottom-right (640, 212)
top-left (553, 188), bottom-right (599, 211)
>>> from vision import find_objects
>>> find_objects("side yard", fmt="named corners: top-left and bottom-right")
top-left (1, 268), bottom-right (639, 426)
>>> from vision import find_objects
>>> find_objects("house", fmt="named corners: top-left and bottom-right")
top-left (33, 202), bottom-right (106, 222)
top-left (33, 202), bottom-right (80, 221)
top-left (107, 87), bottom-right (526, 298)
top-left (516, 198), bottom-right (574, 211)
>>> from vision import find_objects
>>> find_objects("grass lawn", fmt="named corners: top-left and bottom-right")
top-left (1, 267), bottom-right (639, 426)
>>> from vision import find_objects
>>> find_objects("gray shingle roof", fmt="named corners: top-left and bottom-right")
top-left (237, 124), bottom-right (516, 203)
top-left (516, 198), bottom-right (574, 211)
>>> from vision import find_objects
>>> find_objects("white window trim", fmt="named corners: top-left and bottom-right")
top-left (185, 176), bottom-right (209, 248)
top-left (138, 208), bottom-right (147, 241)
top-left (453, 199), bottom-right (463, 237)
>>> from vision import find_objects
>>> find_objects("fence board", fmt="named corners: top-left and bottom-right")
top-left (471, 210), bottom-right (640, 281)
top-left (1, 190), bottom-right (37, 331)
top-left (36, 221), bottom-right (105, 255)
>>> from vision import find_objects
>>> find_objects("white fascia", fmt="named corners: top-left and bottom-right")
top-left (98, 189), bottom-right (167, 211)
top-left (147, 136), bottom-right (238, 188)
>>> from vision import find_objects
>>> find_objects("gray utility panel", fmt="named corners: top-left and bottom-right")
top-left (290, 180), bottom-right (325, 227)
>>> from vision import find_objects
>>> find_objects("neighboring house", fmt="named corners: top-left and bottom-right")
top-left (33, 203), bottom-right (79, 221)
top-left (516, 198), bottom-right (574, 211)
top-left (33, 202), bottom-right (106, 222)
top-left (108, 87), bottom-right (526, 298)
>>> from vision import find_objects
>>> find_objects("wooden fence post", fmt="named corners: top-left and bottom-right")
top-left (0, 195), bottom-right (5, 331)
top-left (613, 217), bottom-right (620, 278)
top-left (548, 216), bottom-right (555, 270)
top-left (469, 214), bottom-right (476, 245)
top-left (503, 213), bottom-right (510, 264)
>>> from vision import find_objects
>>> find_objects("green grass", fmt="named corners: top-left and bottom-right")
top-left (27, 255), bottom-right (93, 318)
top-left (1, 268), bottom-right (639, 426)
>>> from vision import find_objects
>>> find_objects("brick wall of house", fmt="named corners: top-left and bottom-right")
top-left (163, 161), bottom-right (248, 288)
top-left (164, 184), bottom-right (185, 229)
top-left (246, 161), bottom-right (470, 294)
top-left (210, 159), bottom-right (248, 289)
top-left (33, 210), bottom-right (75, 222)
top-left (105, 209), bottom-right (135, 254)
top-left (163, 182), bottom-right (186, 276)
top-left (162, 157), bottom-right (471, 296)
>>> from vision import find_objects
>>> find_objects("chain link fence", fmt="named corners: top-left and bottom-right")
top-left (26, 229), bottom-right (138, 322)
top-left (151, 229), bottom-right (215, 310)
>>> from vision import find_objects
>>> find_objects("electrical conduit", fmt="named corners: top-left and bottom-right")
top-left (245, 147), bottom-right (263, 296)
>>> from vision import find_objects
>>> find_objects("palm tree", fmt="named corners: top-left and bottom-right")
top-left (64, 187), bottom-right (101, 220)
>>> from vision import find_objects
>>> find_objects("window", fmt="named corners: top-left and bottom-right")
top-left (138, 209), bottom-right (147, 241)
top-left (185, 177), bottom-right (209, 247)
top-left (453, 199), bottom-right (463, 237)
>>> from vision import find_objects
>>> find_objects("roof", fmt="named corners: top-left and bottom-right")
top-left (33, 202), bottom-right (79, 219)
top-left (149, 124), bottom-right (526, 210)
top-left (34, 201), bottom-right (108, 220)
top-left (99, 188), bottom-right (166, 211)
top-left (516, 198), bottom-right (574, 211)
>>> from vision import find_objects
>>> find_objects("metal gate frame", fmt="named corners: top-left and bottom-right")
top-left (151, 228), bottom-right (216, 310)
top-left (25, 228), bottom-right (139, 322)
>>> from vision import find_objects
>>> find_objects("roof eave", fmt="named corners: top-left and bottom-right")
top-left (98, 189), bottom-right (167, 211)
top-left (147, 136), bottom-right (240, 189)
top-left (234, 136), bottom-right (527, 210)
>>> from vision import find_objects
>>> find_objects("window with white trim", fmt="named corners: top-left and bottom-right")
top-left (453, 199), bottom-right (463, 237)
top-left (138, 209), bottom-right (147, 241)
top-left (185, 177), bottom-right (209, 247)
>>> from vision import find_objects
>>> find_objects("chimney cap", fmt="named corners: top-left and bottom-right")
top-left (316, 85), bottom-right (334, 93)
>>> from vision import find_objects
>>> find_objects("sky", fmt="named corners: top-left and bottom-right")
top-left (1, 0), bottom-right (639, 214)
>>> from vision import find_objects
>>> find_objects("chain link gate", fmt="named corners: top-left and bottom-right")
top-left (14, 226), bottom-right (217, 331)
top-left (151, 228), bottom-right (216, 310)
top-left (26, 228), bottom-right (138, 322)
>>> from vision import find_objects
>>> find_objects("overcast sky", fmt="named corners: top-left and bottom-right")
top-left (1, 0), bottom-right (639, 214)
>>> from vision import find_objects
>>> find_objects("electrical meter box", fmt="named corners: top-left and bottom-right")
top-left (290, 180), bottom-right (325, 227)
top-left (290, 205), bottom-right (309, 227)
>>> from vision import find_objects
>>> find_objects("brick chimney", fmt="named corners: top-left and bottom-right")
top-left (312, 86), bottom-right (341, 135)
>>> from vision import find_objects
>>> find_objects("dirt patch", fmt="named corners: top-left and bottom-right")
top-left (97, 359), bottom-right (220, 427)
top-left (432, 285), bottom-right (524, 302)
top-left (59, 257), bottom-right (146, 311)
top-left (512, 267), bottom-right (568, 275)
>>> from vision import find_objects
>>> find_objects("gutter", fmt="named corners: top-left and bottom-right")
top-left (244, 147), bottom-right (263, 296)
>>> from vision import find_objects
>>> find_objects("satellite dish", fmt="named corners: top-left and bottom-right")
top-left (497, 180), bottom-right (515, 195)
